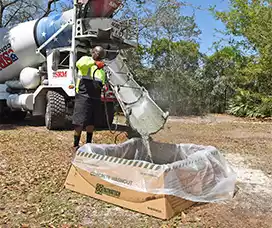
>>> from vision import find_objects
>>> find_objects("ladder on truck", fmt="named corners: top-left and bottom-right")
top-left (71, 0), bottom-right (169, 137)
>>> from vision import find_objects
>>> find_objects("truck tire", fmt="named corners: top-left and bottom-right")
top-left (45, 91), bottom-right (66, 130)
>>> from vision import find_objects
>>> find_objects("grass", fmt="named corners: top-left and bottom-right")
top-left (0, 114), bottom-right (271, 227)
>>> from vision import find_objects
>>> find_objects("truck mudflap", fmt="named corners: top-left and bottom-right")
top-left (104, 54), bottom-right (169, 137)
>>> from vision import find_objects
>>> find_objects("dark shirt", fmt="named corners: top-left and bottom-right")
top-left (77, 78), bottom-right (103, 100)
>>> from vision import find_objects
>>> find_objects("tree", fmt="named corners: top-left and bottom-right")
top-left (119, 0), bottom-right (201, 79)
top-left (0, 0), bottom-right (46, 28)
top-left (147, 38), bottom-right (205, 115)
top-left (202, 46), bottom-right (247, 113)
top-left (118, 0), bottom-right (205, 115)
top-left (0, 0), bottom-right (48, 28)
top-left (213, 0), bottom-right (272, 117)
top-left (0, 0), bottom-right (72, 28)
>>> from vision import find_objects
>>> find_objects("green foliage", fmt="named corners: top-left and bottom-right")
top-left (214, 0), bottom-right (272, 54)
top-left (212, 0), bottom-right (272, 118)
top-left (119, 0), bottom-right (200, 45)
top-left (148, 38), bottom-right (200, 69)
top-left (3, 0), bottom-right (272, 118)
top-left (120, 0), bottom-right (208, 116)
top-left (228, 89), bottom-right (272, 117)
top-left (145, 39), bottom-right (206, 115)
top-left (202, 46), bottom-right (247, 113)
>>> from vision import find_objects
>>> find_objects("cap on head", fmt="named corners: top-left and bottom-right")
top-left (91, 46), bottom-right (106, 60)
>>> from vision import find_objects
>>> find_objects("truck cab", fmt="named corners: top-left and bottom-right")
top-left (32, 47), bottom-right (117, 130)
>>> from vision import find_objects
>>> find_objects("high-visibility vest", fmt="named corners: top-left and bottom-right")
top-left (75, 56), bottom-right (106, 93)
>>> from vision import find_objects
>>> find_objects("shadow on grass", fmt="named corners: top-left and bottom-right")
top-left (0, 115), bottom-right (45, 130)
top-left (0, 114), bottom-right (131, 133)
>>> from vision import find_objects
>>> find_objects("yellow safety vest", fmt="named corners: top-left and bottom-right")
top-left (75, 56), bottom-right (106, 93)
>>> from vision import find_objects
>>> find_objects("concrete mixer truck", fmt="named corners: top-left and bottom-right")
top-left (0, 0), bottom-right (124, 129)
top-left (0, 0), bottom-right (169, 137)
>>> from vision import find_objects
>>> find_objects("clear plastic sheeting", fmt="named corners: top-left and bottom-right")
top-left (73, 138), bottom-right (237, 203)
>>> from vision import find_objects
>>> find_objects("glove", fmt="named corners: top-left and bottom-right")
top-left (102, 83), bottom-right (108, 93)
top-left (95, 61), bottom-right (105, 69)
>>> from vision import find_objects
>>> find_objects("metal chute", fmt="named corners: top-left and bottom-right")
top-left (105, 54), bottom-right (169, 137)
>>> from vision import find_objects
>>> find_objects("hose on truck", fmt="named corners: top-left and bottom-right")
top-left (99, 61), bottom-right (143, 144)
top-left (103, 89), bottom-right (127, 144)
top-left (103, 88), bottom-right (118, 134)
top-left (92, 66), bottom-right (119, 137)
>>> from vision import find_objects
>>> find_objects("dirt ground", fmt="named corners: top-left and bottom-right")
top-left (0, 114), bottom-right (272, 227)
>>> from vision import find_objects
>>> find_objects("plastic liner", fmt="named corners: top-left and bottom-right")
top-left (74, 138), bottom-right (237, 203)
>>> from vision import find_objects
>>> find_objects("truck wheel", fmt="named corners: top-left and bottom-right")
top-left (45, 91), bottom-right (66, 130)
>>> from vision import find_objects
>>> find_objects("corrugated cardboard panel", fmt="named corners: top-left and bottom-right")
top-left (65, 165), bottom-right (194, 220)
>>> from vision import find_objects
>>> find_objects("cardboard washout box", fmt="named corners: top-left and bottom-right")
top-left (64, 138), bottom-right (237, 220)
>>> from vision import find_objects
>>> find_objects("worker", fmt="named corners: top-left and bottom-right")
top-left (72, 46), bottom-right (107, 151)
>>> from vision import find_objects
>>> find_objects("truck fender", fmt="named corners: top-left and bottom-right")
top-left (32, 86), bottom-right (68, 116)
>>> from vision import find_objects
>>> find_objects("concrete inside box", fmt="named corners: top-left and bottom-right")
top-left (79, 138), bottom-right (184, 164)
top-left (78, 137), bottom-right (218, 165)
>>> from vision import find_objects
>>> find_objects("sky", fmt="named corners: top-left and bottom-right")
top-left (180, 0), bottom-right (230, 55)
top-left (54, 0), bottom-right (231, 55)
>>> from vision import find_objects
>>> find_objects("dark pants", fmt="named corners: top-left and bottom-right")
top-left (72, 93), bottom-right (102, 128)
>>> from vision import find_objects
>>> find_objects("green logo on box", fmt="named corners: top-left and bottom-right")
top-left (95, 183), bottom-right (121, 198)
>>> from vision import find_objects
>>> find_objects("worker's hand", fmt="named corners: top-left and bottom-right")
top-left (102, 84), bottom-right (107, 92)
top-left (95, 61), bottom-right (105, 69)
